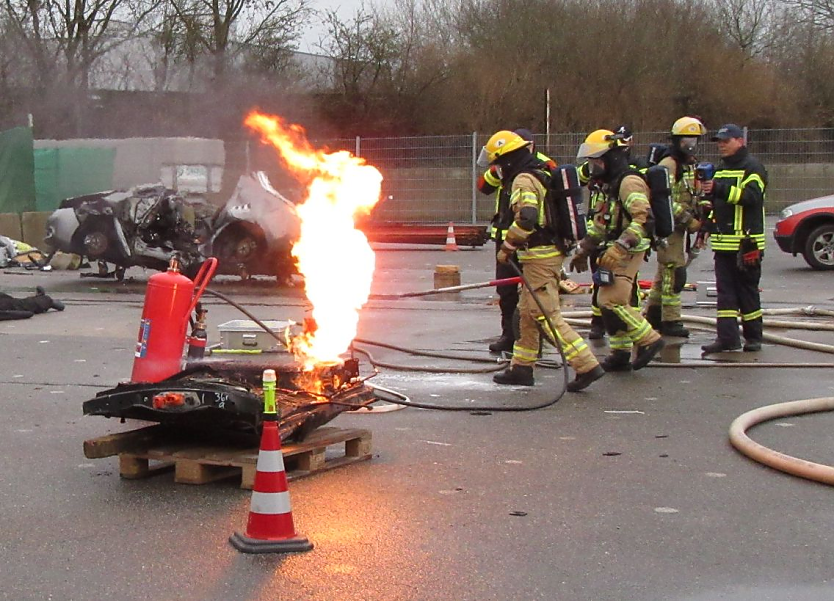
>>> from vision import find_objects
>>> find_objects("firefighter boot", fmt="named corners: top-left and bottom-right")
top-left (567, 365), bottom-right (605, 392)
top-left (601, 350), bottom-right (633, 372)
top-left (701, 340), bottom-right (742, 354)
top-left (645, 304), bottom-right (662, 331)
top-left (661, 321), bottom-right (689, 337)
top-left (633, 338), bottom-right (666, 371)
top-left (36, 286), bottom-right (64, 311)
top-left (493, 364), bottom-right (534, 386)
top-left (488, 336), bottom-right (514, 354)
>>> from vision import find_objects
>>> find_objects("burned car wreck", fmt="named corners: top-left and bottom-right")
top-left (44, 173), bottom-right (300, 281)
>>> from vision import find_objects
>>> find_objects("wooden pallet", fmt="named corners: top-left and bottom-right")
top-left (83, 426), bottom-right (372, 488)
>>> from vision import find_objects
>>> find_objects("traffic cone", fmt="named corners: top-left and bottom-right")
top-left (229, 419), bottom-right (313, 554)
top-left (444, 222), bottom-right (459, 251)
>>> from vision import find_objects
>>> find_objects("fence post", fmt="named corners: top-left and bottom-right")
top-left (355, 136), bottom-right (361, 157)
top-left (471, 131), bottom-right (478, 224)
top-left (743, 127), bottom-right (748, 146)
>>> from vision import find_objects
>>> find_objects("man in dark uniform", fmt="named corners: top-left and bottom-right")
top-left (700, 124), bottom-right (767, 354)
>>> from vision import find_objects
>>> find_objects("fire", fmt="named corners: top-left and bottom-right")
top-left (245, 111), bottom-right (382, 369)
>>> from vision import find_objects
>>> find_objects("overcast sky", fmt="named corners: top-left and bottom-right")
top-left (298, 0), bottom-right (379, 54)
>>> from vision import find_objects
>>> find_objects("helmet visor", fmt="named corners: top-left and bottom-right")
top-left (477, 146), bottom-right (491, 167)
top-left (577, 141), bottom-right (609, 161)
top-left (679, 136), bottom-right (699, 155)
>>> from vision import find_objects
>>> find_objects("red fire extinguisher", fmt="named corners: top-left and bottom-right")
top-left (131, 256), bottom-right (217, 383)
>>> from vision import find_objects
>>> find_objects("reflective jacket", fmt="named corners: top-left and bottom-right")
top-left (583, 173), bottom-right (652, 253)
top-left (479, 151), bottom-right (555, 242)
top-left (504, 171), bottom-right (562, 262)
top-left (707, 147), bottom-right (767, 252)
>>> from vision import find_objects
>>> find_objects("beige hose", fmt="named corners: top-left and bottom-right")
top-left (729, 397), bottom-right (834, 486)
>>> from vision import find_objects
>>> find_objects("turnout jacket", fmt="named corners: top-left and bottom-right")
top-left (479, 151), bottom-right (555, 242)
top-left (707, 147), bottom-right (767, 252)
top-left (504, 171), bottom-right (561, 262)
top-left (658, 155), bottom-right (698, 229)
top-left (583, 174), bottom-right (652, 253)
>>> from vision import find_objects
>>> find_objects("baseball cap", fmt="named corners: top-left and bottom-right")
top-left (711, 124), bottom-right (744, 141)
top-left (514, 128), bottom-right (535, 143)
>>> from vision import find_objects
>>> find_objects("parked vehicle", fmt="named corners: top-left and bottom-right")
top-left (44, 173), bottom-right (300, 280)
top-left (773, 195), bottom-right (834, 270)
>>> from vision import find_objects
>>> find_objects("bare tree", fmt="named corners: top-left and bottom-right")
top-left (167, 0), bottom-right (309, 85)
top-left (711, 0), bottom-right (777, 58)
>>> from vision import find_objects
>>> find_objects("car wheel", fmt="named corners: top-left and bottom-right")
top-left (802, 224), bottom-right (834, 270)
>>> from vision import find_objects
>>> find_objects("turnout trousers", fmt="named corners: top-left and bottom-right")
top-left (714, 251), bottom-right (763, 345)
top-left (598, 251), bottom-right (661, 352)
top-left (646, 230), bottom-right (687, 321)
top-left (494, 239), bottom-right (520, 340)
top-left (512, 255), bottom-right (598, 374)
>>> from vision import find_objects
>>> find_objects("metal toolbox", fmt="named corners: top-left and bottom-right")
top-left (217, 320), bottom-right (297, 352)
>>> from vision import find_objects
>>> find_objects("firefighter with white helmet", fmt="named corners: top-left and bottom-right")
top-left (644, 116), bottom-right (706, 337)
top-left (570, 129), bottom-right (665, 372)
top-left (480, 130), bottom-right (604, 391)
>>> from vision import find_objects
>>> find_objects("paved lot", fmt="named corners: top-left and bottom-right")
top-left (1, 228), bottom-right (833, 601)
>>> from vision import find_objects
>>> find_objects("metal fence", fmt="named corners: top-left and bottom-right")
top-left (257, 128), bottom-right (834, 224)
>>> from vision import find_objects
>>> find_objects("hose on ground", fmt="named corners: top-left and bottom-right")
top-left (729, 396), bottom-right (834, 486)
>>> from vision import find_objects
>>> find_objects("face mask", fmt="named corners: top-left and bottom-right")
top-left (588, 159), bottom-right (606, 178)
top-left (679, 137), bottom-right (698, 156)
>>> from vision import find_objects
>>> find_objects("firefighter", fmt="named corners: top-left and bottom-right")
top-left (479, 130), bottom-right (604, 391)
top-left (570, 129), bottom-right (665, 372)
top-left (0, 286), bottom-right (64, 321)
top-left (645, 117), bottom-right (706, 337)
top-left (700, 124), bottom-right (767, 354)
top-left (579, 125), bottom-right (640, 340)
top-left (477, 128), bottom-right (556, 354)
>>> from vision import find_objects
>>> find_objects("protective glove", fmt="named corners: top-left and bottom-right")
top-left (686, 217), bottom-right (702, 234)
top-left (597, 242), bottom-right (629, 271)
top-left (569, 251), bottom-right (589, 273)
top-left (496, 241), bottom-right (516, 264)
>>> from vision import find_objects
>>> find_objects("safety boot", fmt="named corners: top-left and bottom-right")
top-left (701, 340), bottom-right (741, 354)
top-left (493, 364), bottom-right (534, 386)
top-left (601, 350), bottom-right (633, 372)
top-left (488, 336), bottom-right (514, 354)
top-left (567, 365), bottom-right (605, 392)
top-left (743, 340), bottom-right (762, 352)
top-left (633, 338), bottom-right (665, 371)
top-left (645, 304), bottom-right (662, 330)
top-left (660, 321), bottom-right (689, 338)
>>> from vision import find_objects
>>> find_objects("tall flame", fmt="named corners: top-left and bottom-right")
top-left (245, 111), bottom-right (382, 368)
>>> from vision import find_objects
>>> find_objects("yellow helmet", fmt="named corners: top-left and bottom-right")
top-left (671, 117), bottom-right (706, 137)
top-left (478, 130), bottom-right (532, 166)
top-left (576, 129), bottom-right (615, 160)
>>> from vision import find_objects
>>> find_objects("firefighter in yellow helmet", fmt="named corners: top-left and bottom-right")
top-left (644, 117), bottom-right (706, 337)
top-left (480, 130), bottom-right (604, 391)
top-left (477, 129), bottom-right (557, 354)
top-left (570, 129), bottom-right (665, 372)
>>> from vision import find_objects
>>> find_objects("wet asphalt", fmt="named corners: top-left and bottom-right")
top-left (1, 223), bottom-right (833, 601)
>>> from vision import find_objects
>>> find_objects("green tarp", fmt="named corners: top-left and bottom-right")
top-left (0, 127), bottom-right (36, 214)
top-left (34, 147), bottom-right (115, 212)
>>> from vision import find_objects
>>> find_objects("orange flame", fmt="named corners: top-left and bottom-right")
top-left (245, 111), bottom-right (382, 369)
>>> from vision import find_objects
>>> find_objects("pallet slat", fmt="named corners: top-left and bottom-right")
top-left (86, 426), bottom-right (372, 488)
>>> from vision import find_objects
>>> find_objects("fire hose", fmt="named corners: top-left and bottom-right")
top-left (729, 397), bottom-right (834, 486)
top-left (204, 284), bottom-right (570, 412)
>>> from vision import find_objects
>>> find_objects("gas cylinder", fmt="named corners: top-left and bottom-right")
top-left (131, 256), bottom-right (216, 383)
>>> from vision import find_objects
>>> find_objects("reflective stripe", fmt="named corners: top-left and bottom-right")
top-left (507, 223), bottom-right (532, 240)
top-left (609, 335), bottom-right (632, 350)
top-left (485, 171), bottom-right (501, 188)
top-left (512, 344), bottom-right (538, 362)
top-left (591, 305), bottom-right (602, 316)
top-left (624, 191), bottom-right (648, 210)
top-left (717, 309), bottom-right (739, 318)
top-left (256, 450), bottom-right (286, 473)
top-left (250, 491), bottom-right (292, 515)
top-left (518, 246), bottom-right (562, 261)
top-left (742, 309), bottom-right (762, 321)
top-left (741, 173), bottom-right (765, 191)
top-left (727, 186), bottom-right (742, 204)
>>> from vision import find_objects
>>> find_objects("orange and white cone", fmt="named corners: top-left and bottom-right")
top-left (444, 222), bottom-right (459, 251)
top-left (229, 419), bottom-right (313, 554)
